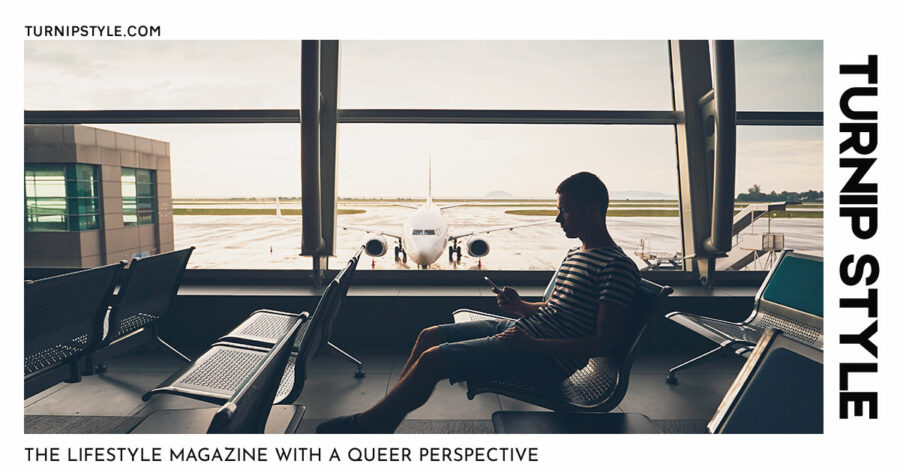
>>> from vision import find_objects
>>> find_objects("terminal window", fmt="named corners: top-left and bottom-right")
top-left (25, 164), bottom-right (101, 232)
top-left (121, 167), bottom-right (156, 226)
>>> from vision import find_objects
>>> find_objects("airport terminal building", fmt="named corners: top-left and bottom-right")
top-left (24, 125), bottom-right (174, 267)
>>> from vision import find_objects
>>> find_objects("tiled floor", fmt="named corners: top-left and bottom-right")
top-left (24, 346), bottom-right (745, 434)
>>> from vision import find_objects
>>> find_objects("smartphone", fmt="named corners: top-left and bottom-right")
top-left (484, 276), bottom-right (509, 300)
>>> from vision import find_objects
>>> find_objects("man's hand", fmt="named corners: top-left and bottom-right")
top-left (496, 286), bottom-right (524, 314)
top-left (495, 326), bottom-right (539, 351)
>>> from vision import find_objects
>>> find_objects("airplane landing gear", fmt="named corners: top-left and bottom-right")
top-left (449, 243), bottom-right (462, 263)
top-left (395, 245), bottom-right (407, 263)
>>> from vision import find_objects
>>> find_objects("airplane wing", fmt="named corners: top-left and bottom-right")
top-left (448, 220), bottom-right (556, 240)
top-left (341, 224), bottom-right (402, 240)
top-left (438, 203), bottom-right (467, 210)
top-left (390, 203), bottom-right (420, 210)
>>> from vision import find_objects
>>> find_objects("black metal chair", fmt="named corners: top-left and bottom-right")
top-left (707, 328), bottom-right (823, 434)
top-left (664, 250), bottom-right (823, 384)
top-left (25, 263), bottom-right (124, 399)
top-left (462, 279), bottom-right (673, 412)
top-left (216, 247), bottom-right (365, 376)
top-left (129, 315), bottom-right (305, 434)
top-left (141, 268), bottom-right (347, 407)
top-left (88, 247), bottom-right (195, 373)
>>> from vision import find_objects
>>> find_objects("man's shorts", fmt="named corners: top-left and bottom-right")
top-left (435, 318), bottom-right (571, 385)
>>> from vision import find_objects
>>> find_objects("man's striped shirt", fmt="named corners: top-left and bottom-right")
top-left (516, 245), bottom-right (640, 374)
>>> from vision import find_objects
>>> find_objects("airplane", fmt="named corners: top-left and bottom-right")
top-left (340, 160), bottom-right (555, 269)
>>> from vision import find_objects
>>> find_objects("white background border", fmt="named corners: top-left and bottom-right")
top-left (4, 1), bottom-right (897, 470)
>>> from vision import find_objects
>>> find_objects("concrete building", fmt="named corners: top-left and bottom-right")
top-left (24, 125), bottom-right (174, 267)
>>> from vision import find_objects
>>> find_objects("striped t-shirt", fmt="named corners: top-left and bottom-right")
top-left (516, 245), bottom-right (640, 374)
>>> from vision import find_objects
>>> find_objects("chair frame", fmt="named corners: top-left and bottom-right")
top-left (707, 327), bottom-right (823, 433)
top-left (130, 316), bottom-right (305, 434)
top-left (664, 250), bottom-right (822, 384)
top-left (215, 247), bottom-right (365, 377)
top-left (88, 247), bottom-right (195, 374)
top-left (142, 256), bottom-right (354, 406)
top-left (24, 262), bottom-right (125, 399)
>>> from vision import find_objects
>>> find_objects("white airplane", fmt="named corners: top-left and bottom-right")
top-left (341, 160), bottom-right (554, 269)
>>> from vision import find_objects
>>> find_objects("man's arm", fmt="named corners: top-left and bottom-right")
top-left (496, 287), bottom-right (547, 316)
top-left (496, 301), bottom-right (628, 358)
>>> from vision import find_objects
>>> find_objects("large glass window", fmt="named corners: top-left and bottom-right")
top-left (25, 164), bottom-right (101, 232)
top-left (735, 40), bottom-right (823, 111)
top-left (339, 40), bottom-right (672, 110)
top-left (94, 124), bottom-right (302, 269)
top-left (23, 40), bottom-right (823, 275)
top-left (25, 41), bottom-right (300, 110)
top-left (728, 126), bottom-right (823, 270)
top-left (336, 124), bottom-right (678, 270)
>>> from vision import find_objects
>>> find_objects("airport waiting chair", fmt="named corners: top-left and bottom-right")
top-left (492, 327), bottom-right (823, 434)
top-left (129, 315), bottom-right (305, 434)
top-left (216, 247), bottom-right (365, 377)
top-left (461, 279), bottom-right (673, 412)
top-left (664, 250), bottom-right (822, 384)
top-left (142, 269), bottom-right (346, 408)
top-left (87, 247), bottom-right (195, 373)
top-left (708, 327), bottom-right (823, 433)
top-left (24, 263), bottom-right (124, 399)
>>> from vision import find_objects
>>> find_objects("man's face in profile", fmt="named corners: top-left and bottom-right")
top-left (556, 192), bottom-right (588, 239)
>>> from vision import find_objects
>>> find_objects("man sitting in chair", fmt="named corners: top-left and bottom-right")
top-left (317, 171), bottom-right (640, 433)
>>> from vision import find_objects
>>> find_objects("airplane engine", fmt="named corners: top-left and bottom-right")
top-left (466, 236), bottom-right (490, 258)
top-left (364, 236), bottom-right (389, 257)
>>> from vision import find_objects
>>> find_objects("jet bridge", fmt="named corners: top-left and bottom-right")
top-left (637, 201), bottom-right (788, 271)
top-left (720, 202), bottom-right (789, 271)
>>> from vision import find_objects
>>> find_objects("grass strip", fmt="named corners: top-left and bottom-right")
top-left (173, 208), bottom-right (366, 216)
top-left (507, 209), bottom-right (823, 218)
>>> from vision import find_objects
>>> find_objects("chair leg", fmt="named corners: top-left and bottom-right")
top-left (66, 360), bottom-right (83, 384)
top-left (156, 336), bottom-right (192, 363)
top-left (665, 345), bottom-right (728, 385)
top-left (81, 354), bottom-right (96, 376)
top-left (326, 342), bottom-right (366, 378)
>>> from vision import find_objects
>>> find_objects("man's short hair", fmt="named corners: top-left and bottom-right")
top-left (556, 172), bottom-right (610, 213)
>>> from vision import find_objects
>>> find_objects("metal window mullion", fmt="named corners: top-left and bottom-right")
top-left (319, 40), bottom-right (340, 257)
top-left (25, 109), bottom-right (821, 126)
top-left (337, 109), bottom-right (679, 125)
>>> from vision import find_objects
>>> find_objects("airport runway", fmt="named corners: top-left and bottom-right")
top-left (173, 203), bottom-right (823, 270)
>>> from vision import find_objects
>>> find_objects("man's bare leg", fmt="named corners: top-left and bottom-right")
top-left (399, 326), bottom-right (441, 378)
top-left (357, 345), bottom-right (448, 433)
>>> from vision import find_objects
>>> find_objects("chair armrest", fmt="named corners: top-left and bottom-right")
top-left (665, 311), bottom-right (747, 327)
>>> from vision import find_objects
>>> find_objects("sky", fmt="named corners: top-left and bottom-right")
top-left (24, 40), bottom-right (823, 199)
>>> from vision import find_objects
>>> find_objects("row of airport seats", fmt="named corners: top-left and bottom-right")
top-left (489, 250), bottom-right (823, 434)
top-left (24, 247), bottom-right (195, 400)
top-left (130, 247), bottom-right (364, 434)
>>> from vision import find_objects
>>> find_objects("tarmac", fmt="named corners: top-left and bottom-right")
top-left (173, 202), bottom-right (823, 270)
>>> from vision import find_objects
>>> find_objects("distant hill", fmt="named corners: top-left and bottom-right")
top-left (484, 190), bottom-right (515, 199)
